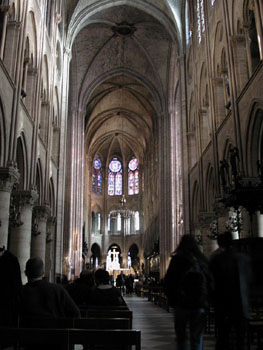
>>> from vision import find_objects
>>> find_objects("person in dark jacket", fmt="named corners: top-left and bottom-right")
top-left (0, 247), bottom-right (22, 326)
top-left (209, 231), bottom-right (252, 350)
top-left (20, 257), bottom-right (80, 320)
top-left (164, 234), bottom-right (213, 350)
top-left (91, 268), bottom-right (124, 306)
top-left (66, 269), bottom-right (95, 306)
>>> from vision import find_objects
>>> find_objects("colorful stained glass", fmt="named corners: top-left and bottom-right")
top-left (128, 172), bottom-right (135, 195)
top-left (108, 157), bottom-right (122, 195)
top-left (135, 170), bottom-right (139, 194)
top-left (94, 155), bottom-right (101, 170)
top-left (115, 173), bottom-right (122, 195)
top-left (128, 157), bottom-right (139, 195)
top-left (92, 156), bottom-right (102, 194)
top-left (108, 172), bottom-right (115, 196)
top-left (128, 158), bottom-right (138, 171)
top-left (109, 158), bottom-right (122, 172)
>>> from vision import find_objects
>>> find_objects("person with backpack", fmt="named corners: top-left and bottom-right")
top-left (164, 234), bottom-right (213, 350)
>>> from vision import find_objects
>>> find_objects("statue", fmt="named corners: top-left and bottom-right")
top-left (220, 159), bottom-right (230, 188)
top-left (229, 146), bottom-right (240, 177)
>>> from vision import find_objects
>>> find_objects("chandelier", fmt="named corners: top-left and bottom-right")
top-left (110, 194), bottom-right (134, 219)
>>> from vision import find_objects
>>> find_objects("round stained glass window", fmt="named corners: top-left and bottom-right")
top-left (128, 158), bottom-right (138, 171)
top-left (109, 158), bottom-right (122, 173)
top-left (93, 156), bottom-right (101, 170)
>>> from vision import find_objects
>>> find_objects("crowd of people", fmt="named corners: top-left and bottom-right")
top-left (0, 231), bottom-right (254, 350)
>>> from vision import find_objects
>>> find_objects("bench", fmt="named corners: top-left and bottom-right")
top-left (20, 317), bottom-right (131, 329)
top-left (80, 309), bottom-right (133, 327)
top-left (0, 327), bottom-right (141, 350)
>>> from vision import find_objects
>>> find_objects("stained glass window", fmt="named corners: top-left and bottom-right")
top-left (197, 0), bottom-right (205, 44)
top-left (185, 0), bottom-right (192, 45)
top-left (92, 155), bottom-right (102, 194)
top-left (128, 157), bottom-right (139, 195)
top-left (211, 0), bottom-right (215, 5)
top-left (108, 157), bottom-right (122, 196)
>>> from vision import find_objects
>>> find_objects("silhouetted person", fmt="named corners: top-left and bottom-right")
top-left (66, 269), bottom-right (95, 306)
top-left (116, 271), bottom-right (125, 294)
top-left (0, 247), bottom-right (22, 326)
top-left (20, 257), bottom-right (80, 321)
top-left (164, 234), bottom-right (213, 350)
top-left (209, 231), bottom-right (252, 350)
top-left (91, 269), bottom-right (124, 306)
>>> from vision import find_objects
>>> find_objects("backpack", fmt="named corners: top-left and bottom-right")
top-left (178, 260), bottom-right (208, 309)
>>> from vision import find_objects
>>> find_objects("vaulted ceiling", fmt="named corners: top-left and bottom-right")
top-left (66, 0), bottom-right (182, 163)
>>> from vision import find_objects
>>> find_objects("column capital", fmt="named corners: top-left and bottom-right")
top-left (34, 205), bottom-right (51, 222)
top-left (12, 189), bottom-right (38, 207)
top-left (211, 77), bottom-right (223, 86)
top-left (230, 34), bottom-right (245, 44)
top-left (0, 5), bottom-right (10, 13)
top-left (198, 211), bottom-right (215, 227)
top-left (0, 166), bottom-right (20, 192)
top-left (47, 216), bottom-right (57, 226)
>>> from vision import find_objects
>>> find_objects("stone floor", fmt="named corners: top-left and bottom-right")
top-left (124, 294), bottom-right (217, 350)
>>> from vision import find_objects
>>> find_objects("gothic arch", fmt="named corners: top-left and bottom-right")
top-left (213, 21), bottom-right (224, 77)
top-left (199, 63), bottom-right (210, 151)
top-left (48, 177), bottom-right (56, 216)
top-left (243, 0), bottom-right (261, 74)
top-left (36, 159), bottom-right (43, 205)
top-left (90, 243), bottom-right (101, 268)
top-left (246, 102), bottom-right (263, 176)
top-left (205, 164), bottom-right (215, 212)
top-left (192, 180), bottom-right (200, 231)
top-left (188, 92), bottom-right (197, 168)
top-left (0, 99), bottom-right (6, 166)
top-left (16, 134), bottom-right (28, 190)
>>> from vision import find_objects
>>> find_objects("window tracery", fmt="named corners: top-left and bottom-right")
top-left (197, 0), bottom-right (205, 44)
top-left (108, 157), bottom-right (122, 196)
top-left (128, 157), bottom-right (139, 195)
top-left (92, 155), bottom-right (102, 194)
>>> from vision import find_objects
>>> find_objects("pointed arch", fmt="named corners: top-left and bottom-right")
top-left (0, 99), bottom-right (6, 166)
top-left (16, 134), bottom-right (28, 190)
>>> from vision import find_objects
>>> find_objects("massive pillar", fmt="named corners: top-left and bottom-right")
top-left (0, 166), bottom-right (19, 248)
top-left (9, 190), bottom-right (38, 283)
top-left (31, 205), bottom-right (51, 263)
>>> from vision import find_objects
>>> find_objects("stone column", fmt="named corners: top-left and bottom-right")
top-left (31, 205), bottom-right (51, 264)
top-left (4, 20), bottom-right (21, 80)
top-left (256, 211), bottom-right (263, 237)
top-left (212, 77), bottom-right (225, 127)
top-left (0, 166), bottom-right (20, 248)
top-left (0, 5), bottom-right (10, 60)
top-left (45, 216), bottom-right (56, 282)
top-left (9, 190), bottom-right (38, 283)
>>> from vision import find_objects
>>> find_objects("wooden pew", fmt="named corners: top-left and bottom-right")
top-left (20, 316), bottom-right (131, 330)
top-left (0, 327), bottom-right (141, 350)
top-left (81, 309), bottom-right (133, 328)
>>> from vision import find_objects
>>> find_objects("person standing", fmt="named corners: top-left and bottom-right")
top-left (209, 231), bottom-right (252, 350)
top-left (164, 234), bottom-right (212, 350)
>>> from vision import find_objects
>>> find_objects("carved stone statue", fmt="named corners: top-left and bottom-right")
top-left (220, 159), bottom-right (230, 188)
top-left (229, 146), bottom-right (240, 177)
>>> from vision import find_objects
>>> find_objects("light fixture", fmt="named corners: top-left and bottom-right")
top-left (110, 194), bottom-right (134, 219)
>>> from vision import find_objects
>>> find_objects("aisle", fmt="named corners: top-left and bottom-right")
top-left (124, 294), bottom-right (175, 350)
top-left (124, 294), bottom-right (216, 350)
